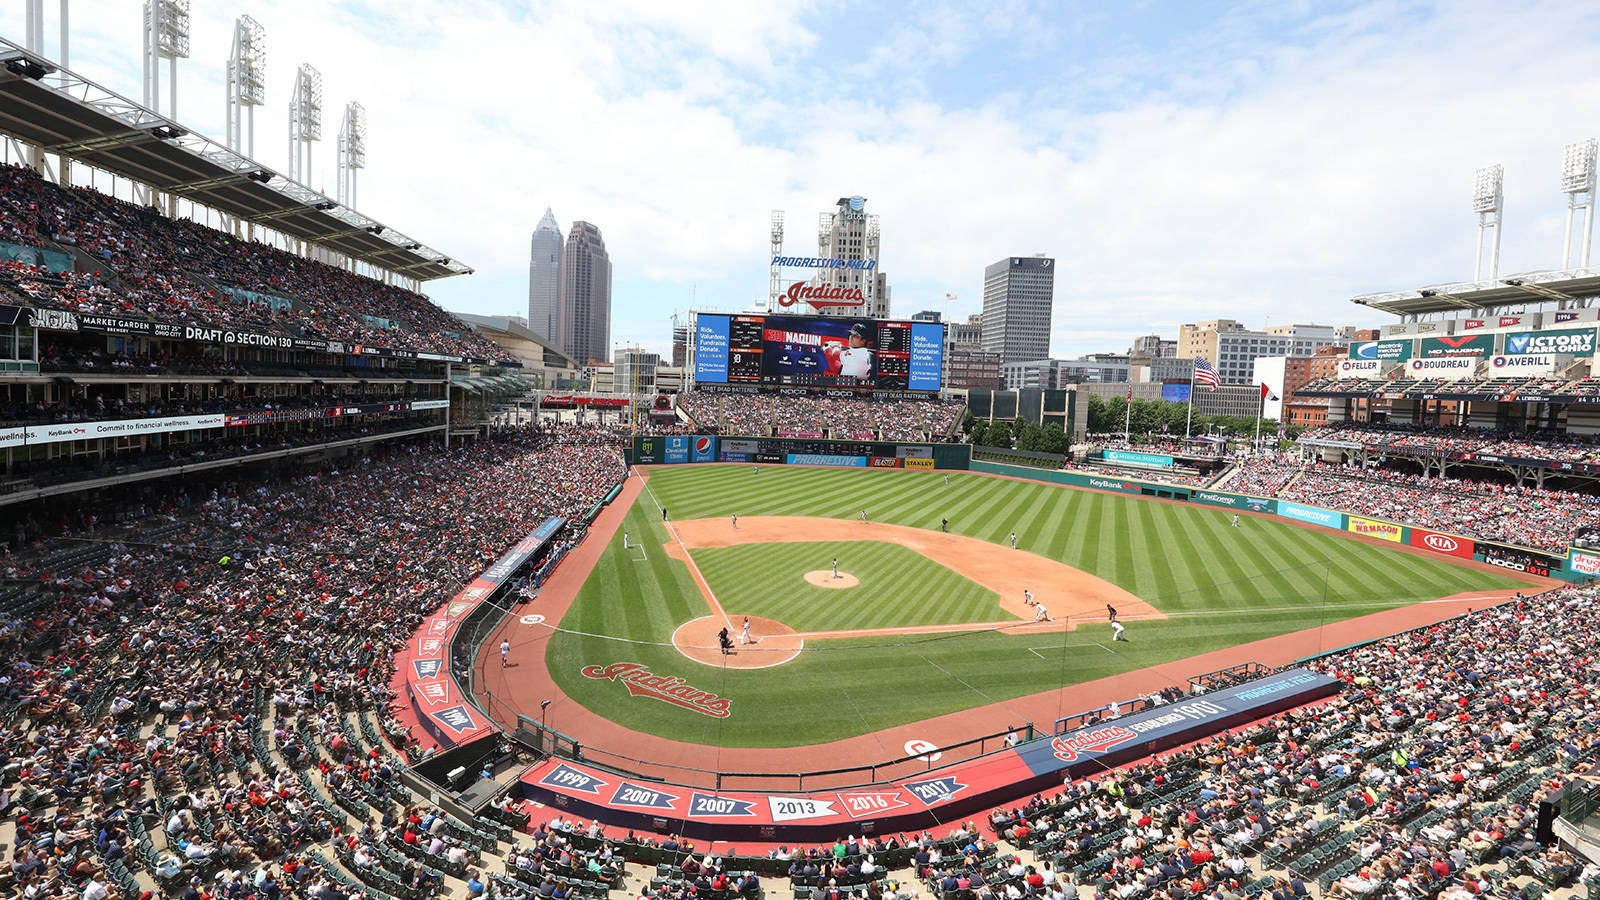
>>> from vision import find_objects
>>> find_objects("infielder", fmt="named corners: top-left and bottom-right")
top-left (1035, 604), bottom-right (1049, 623)
top-left (832, 557), bottom-right (839, 579)
top-left (1111, 620), bottom-right (1127, 642)
top-left (1023, 588), bottom-right (1034, 606)
top-left (1010, 532), bottom-right (1017, 549)
top-left (732, 514), bottom-right (738, 529)
top-left (623, 532), bottom-right (629, 549)
top-left (941, 518), bottom-right (948, 533)
top-left (861, 510), bottom-right (867, 524)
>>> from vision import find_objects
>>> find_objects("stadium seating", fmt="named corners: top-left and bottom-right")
top-left (677, 391), bottom-right (964, 441)
top-left (0, 164), bottom-right (511, 362)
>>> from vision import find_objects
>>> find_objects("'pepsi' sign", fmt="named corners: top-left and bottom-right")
top-left (690, 436), bottom-right (716, 463)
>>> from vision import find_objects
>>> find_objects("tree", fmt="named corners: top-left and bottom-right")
top-left (961, 410), bottom-right (975, 435)
top-left (1018, 422), bottom-right (1044, 452)
top-left (986, 419), bottom-right (1013, 448)
top-left (1039, 421), bottom-right (1068, 454)
top-left (969, 419), bottom-right (989, 447)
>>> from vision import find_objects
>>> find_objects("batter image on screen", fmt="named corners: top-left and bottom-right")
top-left (761, 318), bottom-right (877, 386)
top-left (827, 323), bottom-right (875, 379)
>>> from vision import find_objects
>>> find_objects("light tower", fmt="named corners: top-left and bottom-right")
top-left (336, 101), bottom-right (365, 209)
top-left (225, 16), bottom-right (266, 158)
top-left (287, 63), bottom-right (322, 186)
top-left (142, 0), bottom-right (190, 119)
top-left (1472, 164), bottom-right (1504, 283)
top-left (23, 1), bottom-right (67, 79)
top-left (1561, 139), bottom-right (1597, 271)
top-left (768, 210), bottom-right (784, 311)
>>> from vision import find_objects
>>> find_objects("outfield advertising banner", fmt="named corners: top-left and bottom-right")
top-left (1346, 516), bottom-right (1402, 542)
top-left (1568, 550), bottom-right (1600, 578)
top-left (1505, 327), bottom-right (1597, 356)
top-left (787, 454), bottom-right (867, 467)
top-left (1349, 339), bottom-right (1412, 361)
top-left (1419, 335), bottom-right (1494, 358)
top-left (690, 436), bottom-right (716, 463)
top-left (903, 458), bottom-right (934, 469)
top-left (1277, 502), bottom-right (1345, 530)
top-left (1103, 450), bottom-right (1175, 467)
top-left (1191, 491), bottom-right (1275, 513)
top-left (664, 436), bottom-right (690, 464)
top-left (869, 457), bottom-right (900, 468)
top-left (1475, 542), bottom-right (1559, 577)
top-left (1407, 528), bottom-right (1474, 559)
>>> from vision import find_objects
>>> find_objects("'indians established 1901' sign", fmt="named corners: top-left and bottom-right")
top-left (581, 662), bottom-right (732, 718)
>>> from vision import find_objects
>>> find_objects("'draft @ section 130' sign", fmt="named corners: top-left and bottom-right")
top-left (581, 663), bottom-right (732, 718)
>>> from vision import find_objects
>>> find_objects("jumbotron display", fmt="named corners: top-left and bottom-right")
top-left (694, 313), bottom-right (944, 391)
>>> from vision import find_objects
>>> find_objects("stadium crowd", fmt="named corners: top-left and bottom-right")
top-left (1226, 459), bottom-right (1600, 553)
top-left (0, 164), bottom-right (511, 362)
top-left (1299, 424), bottom-right (1600, 466)
top-left (0, 418), bottom-right (1597, 900)
top-left (676, 392), bottom-right (962, 441)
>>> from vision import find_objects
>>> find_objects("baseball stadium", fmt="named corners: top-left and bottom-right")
top-left (5, 9), bottom-right (1600, 900)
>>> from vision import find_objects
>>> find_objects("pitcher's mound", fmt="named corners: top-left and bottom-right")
top-left (672, 616), bottom-right (804, 669)
top-left (804, 570), bottom-right (859, 588)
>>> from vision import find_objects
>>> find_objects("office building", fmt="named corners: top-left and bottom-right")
top-left (559, 221), bottom-right (612, 365)
top-left (527, 208), bottom-right (563, 343)
top-left (981, 255), bottom-right (1055, 365)
top-left (812, 196), bottom-right (890, 318)
top-left (1177, 319), bottom-right (1351, 385)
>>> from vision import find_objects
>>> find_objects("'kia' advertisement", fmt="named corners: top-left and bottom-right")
top-left (1407, 529), bottom-right (1474, 560)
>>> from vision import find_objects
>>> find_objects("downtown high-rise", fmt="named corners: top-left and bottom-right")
top-left (560, 221), bottom-right (612, 365)
top-left (981, 255), bottom-right (1056, 365)
top-left (527, 208), bottom-right (564, 344)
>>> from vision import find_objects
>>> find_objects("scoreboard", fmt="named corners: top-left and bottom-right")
top-left (694, 313), bottom-right (944, 392)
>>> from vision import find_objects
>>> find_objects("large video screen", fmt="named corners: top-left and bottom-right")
top-left (694, 313), bottom-right (944, 391)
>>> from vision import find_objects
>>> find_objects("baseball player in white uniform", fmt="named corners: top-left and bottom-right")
top-left (824, 323), bottom-right (874, 379)
top-left (740, 617), bottom-right (752, 645)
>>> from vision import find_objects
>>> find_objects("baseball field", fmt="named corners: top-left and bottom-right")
top-left (540, 465), bottom-right (1522, 749)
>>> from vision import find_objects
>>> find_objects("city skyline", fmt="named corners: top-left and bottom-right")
top-left (15, 2), bottom-right (1600, 361)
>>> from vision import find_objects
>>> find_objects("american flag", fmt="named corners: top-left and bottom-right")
top-left (1193, 356), bottom-right (1220, 390)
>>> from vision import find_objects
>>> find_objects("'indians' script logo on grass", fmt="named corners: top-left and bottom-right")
top-left (1051, 726), bottom-right (1138, 762)
top-left (581, 663), bottom-right (732, 718)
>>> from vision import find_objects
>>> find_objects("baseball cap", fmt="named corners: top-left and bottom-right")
top-left (848, 323), bottom-right (867, 338)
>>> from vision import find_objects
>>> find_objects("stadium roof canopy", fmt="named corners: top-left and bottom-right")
top-left (1350, 269), bottom-right (1600, 319)
top-left (0, 43), bottom-right (469, 282)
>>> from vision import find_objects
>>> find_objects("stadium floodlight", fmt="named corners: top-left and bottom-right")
top-left (142, 0), bottom-right (190, 119)
top-left (336, 101), bottom-right (366, 209)
top-left (287, 63), bottom-right (323, 186)
top-left (1473, 164), bottom-right (1504, 282)
top-left (768, 210), bottom-right (784, 312)
top-left (226, 16), bottom-right (267, 158)
top-left (1561, 139), bottom-right (1597, 270)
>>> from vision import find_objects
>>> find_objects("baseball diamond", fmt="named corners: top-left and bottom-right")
top-left (482, 463), bottom-right (1532, 754)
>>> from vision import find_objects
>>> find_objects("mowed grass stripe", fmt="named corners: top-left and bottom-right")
top-left (689, 540), bottom-right (1010, 633)
top-left (547, 466), bottom-right (1526, 747)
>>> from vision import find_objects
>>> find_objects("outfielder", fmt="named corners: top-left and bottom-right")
top-left (1231, 515), bottom-right (1240, 527)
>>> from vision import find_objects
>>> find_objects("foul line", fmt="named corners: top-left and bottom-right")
top-left (1028, 643), bottom-right (1115, 658)
top-left (639, 468), bottom-right (731, 628)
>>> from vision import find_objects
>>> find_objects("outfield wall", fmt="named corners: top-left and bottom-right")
top-left (968, 459), bottom-right (1582, 582)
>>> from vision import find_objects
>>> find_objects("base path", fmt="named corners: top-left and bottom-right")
top-left (668, 515), bottom-right (1161, 628)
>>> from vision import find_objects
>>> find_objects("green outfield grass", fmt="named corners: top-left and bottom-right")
top-left (543, 465), bottom-right (1522, 748)
top-left (690, 540), bottom-right (1010, 633)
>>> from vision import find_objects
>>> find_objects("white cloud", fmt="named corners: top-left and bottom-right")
top-left (4, 1), bottom-right (1600, 361)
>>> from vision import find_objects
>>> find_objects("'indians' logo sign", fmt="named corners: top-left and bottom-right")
top-left (581, 662), bottom-right (732, 718)
top-left (779, 281), bottom-right (867, 310)
top-left (1051, 726), bottom-right (1138, 762)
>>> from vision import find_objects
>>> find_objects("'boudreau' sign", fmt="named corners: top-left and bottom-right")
top-left (581, 663), bottom-right (732, 718)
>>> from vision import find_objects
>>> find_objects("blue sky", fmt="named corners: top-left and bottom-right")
top-left (6, 1), bottom-right (1600, 360)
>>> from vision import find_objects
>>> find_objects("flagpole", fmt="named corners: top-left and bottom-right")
top-left (1254, 386), bottom-right (1264, 455)
top-left (1184, 393), bottom-right (1193, 439)
top-left (1124, 389), bottom-right (1132, 445)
